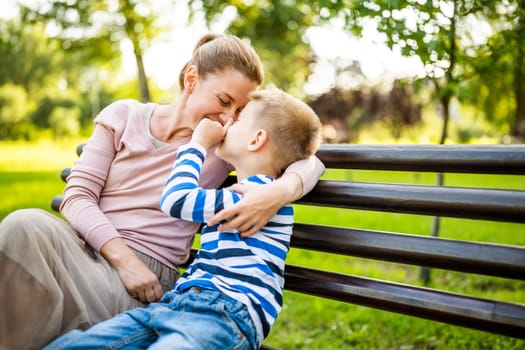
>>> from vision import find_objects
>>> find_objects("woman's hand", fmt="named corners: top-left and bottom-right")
top-left (208, 173), bottom-right (303, 237)
top-left (115, 256), bottom-right (164, 303)
top-left (100, 238), bottom-right (163, 303)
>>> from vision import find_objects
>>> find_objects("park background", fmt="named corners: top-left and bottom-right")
top-left (1, 0), bottom-right (524, 349)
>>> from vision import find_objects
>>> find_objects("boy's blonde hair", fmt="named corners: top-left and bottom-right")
top-left (179, 33), bottom-right (264, 90)
top-left (249, 88), bottom-right (322, 174)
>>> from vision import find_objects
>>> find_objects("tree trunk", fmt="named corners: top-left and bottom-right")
top-left (419, 96), bottom-right (449, 284)
top-left (419, 0), bottom-right (457, 285)
top-left (512, 1), bottom-right (525, 138)
top-left (134, 49), bottom-right (150, 103)
top-left (119, 0), bottom-right (151, 103)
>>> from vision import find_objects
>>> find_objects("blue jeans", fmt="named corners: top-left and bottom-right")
top-left (44, 287), bottom-right (259, 350)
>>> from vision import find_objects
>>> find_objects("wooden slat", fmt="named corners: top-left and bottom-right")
top-left (297, 180), bottom-right (525, 223)
top-left (284, 265), bottom-right (525, 339)
top-left (292, 223), bottom-right (525, 280)
top-left (317, 144), bottom-right (525, 174)
top-left (74, 143), bottom-right (525, 173)
top-left (54, 176), bottom-right (525, 223)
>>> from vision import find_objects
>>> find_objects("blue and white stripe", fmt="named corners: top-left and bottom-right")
top-left (160, 142), bottom-right (293, 344)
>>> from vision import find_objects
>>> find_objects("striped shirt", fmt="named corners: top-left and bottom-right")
top-left (160, 142), bottom-right (293, 344)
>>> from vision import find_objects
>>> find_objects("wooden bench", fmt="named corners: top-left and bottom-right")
top-left (52, 143), bottom-right (525, 346)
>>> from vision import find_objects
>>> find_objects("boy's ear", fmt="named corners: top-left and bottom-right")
top-left (247, 129), bottom-right (268, 151)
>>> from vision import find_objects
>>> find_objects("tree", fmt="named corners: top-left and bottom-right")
top-left (0, 20), bottom-right (63, 93)
top-left (344, 0), bottom-right (486, 283)
top-left (0, 83), bottom-right (33, 139)
top-left (20, 0), bottom-right (163, 102)
top-left (49, 106), bottom-right (81, 138)
top-left (0, 19), bottom-right (70, 139)
top-left (346, 1), bottom-right (466, 144)
top-left (309, 81), bottom-right (422, 143)
top-left (463, 0), bottom-right (525, 139)
top-left (512, 1), bottom-right (525, 137)
top-left (194, 0), bottom-right (346, 96)
top-left (345, 0), bottom-right (525, 141)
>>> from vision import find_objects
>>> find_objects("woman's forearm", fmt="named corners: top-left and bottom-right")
top-left (207, 155), bottom-right (325, 236)
top-left (282, 155), bottom-right (325, 197)
top-left (272, 172), bottom-right (303, 206)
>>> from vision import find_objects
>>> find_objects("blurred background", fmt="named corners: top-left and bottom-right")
top-left (1, 0), bottom-right (524, 145)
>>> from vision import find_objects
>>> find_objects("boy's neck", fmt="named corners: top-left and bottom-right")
top-left (231, 154), bottom-right (279, 182)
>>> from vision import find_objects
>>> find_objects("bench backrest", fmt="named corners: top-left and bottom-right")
top-left (52, 143), bottom-right (525, 339)
top-left (285, 144), bottom-right (525, 339)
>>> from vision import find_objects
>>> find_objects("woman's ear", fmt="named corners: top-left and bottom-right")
top-left (247, 129), bottom-right (268, 151)
top-left (184, 65), bottom-right (198, 93)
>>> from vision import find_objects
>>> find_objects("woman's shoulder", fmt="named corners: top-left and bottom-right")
top-left (97, 99), bottom-right (145, 117)
top-left (94, 99), bottom-right (149, 128)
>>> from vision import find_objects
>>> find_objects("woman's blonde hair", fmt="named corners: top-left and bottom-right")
top-left (249, 88), bottom-right (322, 174)
top-left (179, 33), bottom-right (264, 90)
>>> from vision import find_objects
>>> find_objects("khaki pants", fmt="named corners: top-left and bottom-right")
top-left (0, 209), bottom-right (179, 350)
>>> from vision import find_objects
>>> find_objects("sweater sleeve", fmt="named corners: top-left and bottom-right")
top-left (59, 101), bottom-right (134, 251)
top-left (160, 143), bottom-right (239, 223)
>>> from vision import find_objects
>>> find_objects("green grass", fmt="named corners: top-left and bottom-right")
top-left (0, 171), bottom-right (66, 218)
top-left (1, 140), bottom-right (524, 349)
top-left (0, 139), bottom-right (80, 218)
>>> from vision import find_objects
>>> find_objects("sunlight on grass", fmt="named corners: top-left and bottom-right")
top-left (0, 139), bottom-right (82, 172)
top-left (0, 139), bottom-right (82, 217)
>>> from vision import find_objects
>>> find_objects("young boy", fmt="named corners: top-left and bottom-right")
top-left (43, 88), bottom-right (322, 350)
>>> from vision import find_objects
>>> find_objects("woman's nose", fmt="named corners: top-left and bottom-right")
top-left (219, 108), bottom-right (236, 124)
top-left (218, 114), bottom-right (230, 124)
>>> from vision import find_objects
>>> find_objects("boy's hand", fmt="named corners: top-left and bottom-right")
top-left (192, 118), bottom-right (232, 149)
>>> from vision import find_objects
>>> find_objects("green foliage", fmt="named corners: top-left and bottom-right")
top-left (195, 0), bottom-right (343, 96)
top-left (346, 0), bottom-right (525, 139)
top-left (0, 20), bottom-right (62, 91)
top-left (49, 106), bottom-right (81, 137)
top-left (0, 83), bottom-right (30, 125)
top-left (0, 17), bottom-right (98, 140)
top-left (21, 0), bottom-right (167, 102)
top-left (1, 0), bottom-right (523, 142)
top-left (20, 1), bottom-right (121, 66)
top-left (461, 5), bottom-right (525, 137)
top-left (0, 4), bottom-right (163, 140)
top-left (0, 83), bottom-right (36, 140)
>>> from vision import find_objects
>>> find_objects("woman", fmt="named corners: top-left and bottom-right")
top-left (0, 33), bottom-right (324, 350)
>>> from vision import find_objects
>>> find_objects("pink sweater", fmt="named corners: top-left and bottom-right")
top-left (60, 99), bottom-right (324, 269)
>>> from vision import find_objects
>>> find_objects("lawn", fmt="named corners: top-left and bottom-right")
top-left (1, 140), bottom-right (524, 349)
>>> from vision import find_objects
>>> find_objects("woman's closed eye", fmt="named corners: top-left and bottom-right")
top-left (218, 96), bottom-right (231, 107)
